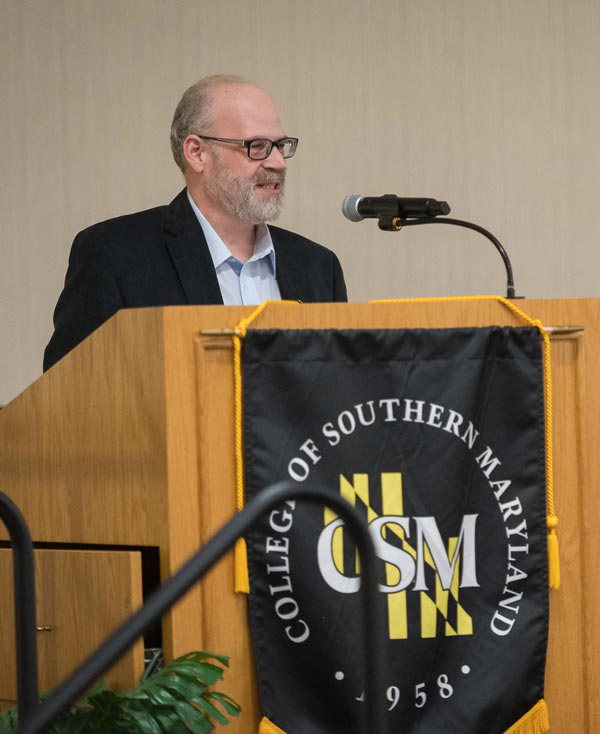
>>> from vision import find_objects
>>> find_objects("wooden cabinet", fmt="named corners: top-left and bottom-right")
top-left (0, 548), bottom-right (144, 705)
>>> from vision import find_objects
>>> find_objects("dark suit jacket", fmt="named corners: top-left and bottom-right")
top-left (43, 189), bottom-right (347, 370)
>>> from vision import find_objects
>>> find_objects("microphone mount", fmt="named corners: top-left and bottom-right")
top-left (379, 214), bottom-right (518, 299)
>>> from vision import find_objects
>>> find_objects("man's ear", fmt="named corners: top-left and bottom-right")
top-left (182, 134), bottom-right (206, 173)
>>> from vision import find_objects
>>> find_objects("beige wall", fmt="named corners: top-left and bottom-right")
top-left (1, 0), bottom-right (599, 405)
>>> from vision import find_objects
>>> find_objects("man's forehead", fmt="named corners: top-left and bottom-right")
top-left (209, 83), bottom-right (283, 134)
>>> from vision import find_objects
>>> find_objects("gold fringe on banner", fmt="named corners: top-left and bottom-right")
top-left (232, 301), bottom-right (299, 593)
top-left (503, 699), bottom-right (549, 733)
top-left (255, 697), bottom-right (549, 732)
top-left (258, 715), bottom-right (287, 734)
top-left (371, 295), bottom-right (560, 589)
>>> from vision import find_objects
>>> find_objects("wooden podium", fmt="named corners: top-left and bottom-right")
top-left (0, 299), bottom-right (599, 732)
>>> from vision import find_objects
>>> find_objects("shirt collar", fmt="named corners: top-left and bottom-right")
top-left (187, 190), bottom-right (276, 273)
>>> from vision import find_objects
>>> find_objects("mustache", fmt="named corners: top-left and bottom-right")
top-left (253, 171), bottom-right (286, 185)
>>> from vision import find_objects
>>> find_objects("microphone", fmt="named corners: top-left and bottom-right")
top-left (342, 193), bottom-right (450, 222)
top-left (341, 192), bottom-right (518, 298)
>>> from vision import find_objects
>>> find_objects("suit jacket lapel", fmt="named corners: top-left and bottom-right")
top-left (272, 230), bottom-right (305, 302)
top-left (162, 189), bottom-right (223, 305)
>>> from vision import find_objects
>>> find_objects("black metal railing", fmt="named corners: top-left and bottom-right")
top-left (0, 482), bottom-right (389, 734)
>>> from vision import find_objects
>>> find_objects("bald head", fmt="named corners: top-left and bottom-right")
top-left (170, 74), bottom-right (282, 172)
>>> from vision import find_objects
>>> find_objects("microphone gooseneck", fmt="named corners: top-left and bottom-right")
top-left (341, 193), bottom-right (518, 298)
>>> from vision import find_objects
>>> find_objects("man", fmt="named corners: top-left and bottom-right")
top-left (43, 74), bottom-right (347, 371)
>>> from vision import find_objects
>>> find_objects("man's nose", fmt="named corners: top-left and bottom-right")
top-left (263, 145), bottom-right (287, 169)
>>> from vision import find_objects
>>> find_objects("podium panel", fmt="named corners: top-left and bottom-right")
top-left (0, 299), bottom-right (598, 732)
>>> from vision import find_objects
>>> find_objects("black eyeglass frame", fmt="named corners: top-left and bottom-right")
top-left (197, 135), bottom-right (299, 160)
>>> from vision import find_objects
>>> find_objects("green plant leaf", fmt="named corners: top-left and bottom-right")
top-left (137, 686), bottom-right (182, 708)
top-left (190, 696), bottom-right (231, 726)
top-left (155, 675), bottom-right (207, 701)
top-left (119, 704), bottom-right (164, 734)
top-left (175, 651), bottom-right (229, 668)
top-left (157, 661), bottom-right (225, 685)
top-left (206, 692), bottom-right (242, 717)
top-left (0, 652), bottom-right (238, 734)
top-left (172, 701), bottom-right (214, 734)
top-left (0, 706), bottom-right (18, 734)
top-left (154, 710), bottom-right (193, 734)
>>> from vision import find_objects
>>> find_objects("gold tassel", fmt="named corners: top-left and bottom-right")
top-left (258, 715), bottom-right (287, 733)
top-left (233, 301), bottom-right (298, 595)
top-left (234, 537), bottom-right (250, 593)
top-left (371, 297), bottom-right (562, 590)
top-left (547, 515), bottom-right (560, 589)
top-left (503, 699), bottom-right (549, 734)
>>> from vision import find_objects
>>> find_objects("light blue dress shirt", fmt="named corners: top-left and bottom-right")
top-left (187, 191), bottom-right (282, 306)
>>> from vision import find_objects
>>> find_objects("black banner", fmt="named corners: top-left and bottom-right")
top-left (242, 328), bottom-right (548, 734)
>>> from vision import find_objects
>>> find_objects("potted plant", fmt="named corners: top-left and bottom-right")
top-left (0, 651), bottom-right (240, 734)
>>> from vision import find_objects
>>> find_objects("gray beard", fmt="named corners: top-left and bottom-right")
top-left (205, 160), bottom-right (286, 224)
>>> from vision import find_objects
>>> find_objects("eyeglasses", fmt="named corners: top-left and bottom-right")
top-left (197, 135), bottom-right (299, 160)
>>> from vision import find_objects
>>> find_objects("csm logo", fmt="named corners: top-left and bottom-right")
top-left (317, 473), bottom-right (479, 639)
